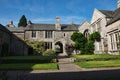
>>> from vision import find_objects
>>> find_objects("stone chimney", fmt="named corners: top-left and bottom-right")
top-left (7, 21), bottom-right (15, 27)
top-left (118, 0), bottom-right (120, 8)
top-left (55, 16), bottom-right (61, 30)
top-left (9, 21), bottom-right (13, 25)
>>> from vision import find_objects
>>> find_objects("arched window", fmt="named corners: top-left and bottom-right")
top-left (83, 29), bottom-right (89, 40)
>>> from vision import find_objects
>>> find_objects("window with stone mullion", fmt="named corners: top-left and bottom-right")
top-left (45, 31), bottom-right (52, 38)
top-left (32, 31), bottom-right (36, 38)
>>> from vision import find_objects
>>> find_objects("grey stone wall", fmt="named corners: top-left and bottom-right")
top-left (0, 26), bottom-right (29, 56)
top-left (0, 30), bottom-right (10, 55)
top-left (13, 32), bottom-right (25, 40)
top-left (10, 34), bottom-right (29, 56)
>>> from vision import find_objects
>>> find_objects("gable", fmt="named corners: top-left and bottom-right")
top-left (79, 21), bottom-right (90, 33)
top-left (91, 9), bottom-right (106, 24)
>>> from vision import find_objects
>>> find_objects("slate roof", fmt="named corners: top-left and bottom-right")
top-left (99, 8), bottom-right (120, 25)
top-left (26, 24), bottom-right (56, 31)
top-left (26, 23), bottom-right (79, 31)
top-left (7, 27), bottom-right (25, 33)
top-left (99, 10), bottom-right (114, 18)
top-left (107, 8), bottom-right (120, 25)
top-left (61, 24), bottom-right (78, 31)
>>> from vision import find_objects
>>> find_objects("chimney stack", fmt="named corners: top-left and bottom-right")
top-left (55, 16), bottom-right (61, 30)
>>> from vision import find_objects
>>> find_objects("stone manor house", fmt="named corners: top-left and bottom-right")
top-left (0, 0), bottom-right (120, 55)
top-left (6, 17), bottom-right (78, 55)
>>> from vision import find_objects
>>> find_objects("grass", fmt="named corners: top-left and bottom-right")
top-left (0, 56), bottom-right (55, 60)
top-left (75, 60), bottom-right (120, 68)
top-left (0, 63), bottom-right (58, 70)
top-left (72, 54), bottom-right (120, 59)
top-left (0, 56), bottom-right (58, 70)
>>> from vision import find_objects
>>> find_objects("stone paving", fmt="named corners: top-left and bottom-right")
top-left (57, 56), bottom-right (81, 71)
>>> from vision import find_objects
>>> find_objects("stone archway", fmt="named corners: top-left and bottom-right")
top-left (83, 29), bottom-right (90, 40)
top-left (55, 41), bottom-right (63, 54)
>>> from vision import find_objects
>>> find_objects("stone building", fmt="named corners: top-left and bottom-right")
top-left (0, 22), bottom-right (29, 56)
top-left (7, 17), bottom-right (78, 55)
top-left (79, 0), bottom-right (120, 54)
top-left (106, 1), bottom-right (120, 54)
top-left (78, 21), bottom-right (91, 40)
top-left (0, 24), bottom-right (11, 56)
top-left (5, 0), bottom-right (120, 55)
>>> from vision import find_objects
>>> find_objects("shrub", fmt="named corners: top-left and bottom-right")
top-left (25, 40), bottom-right (45, 55)
top-left (89, 32), bottom-right (101, 42)
top-left (65, 44), bottom-right (74, 56)
top-left (85, 41), bottom-right (94, 54)
top-left (71, 32), bottom-right (87, 54)
top-left (43, 49), bottom-right (55, 56)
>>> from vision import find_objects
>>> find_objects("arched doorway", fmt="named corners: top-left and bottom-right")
top-left (55, 41), bottom-right (63, 54)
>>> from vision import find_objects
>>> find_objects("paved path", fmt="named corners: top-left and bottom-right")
top-left (57, 56), bottom-right (81, 71)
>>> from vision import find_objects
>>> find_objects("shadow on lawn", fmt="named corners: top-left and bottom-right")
top-left (1, 68), bottom-right (120, 80)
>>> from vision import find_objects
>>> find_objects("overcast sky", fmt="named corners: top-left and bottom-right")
top-left (0, 0), bottom-right (117, 26)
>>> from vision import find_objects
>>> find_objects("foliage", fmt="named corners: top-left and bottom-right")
top-left (89, 32), bottom-right (101, 42)
top-left (71, 32), bottom-right (80, 42)
top-left (84, 41), bottom-right (94, 54)
top-left (65, 44), bottom-right (74, 56)
top-left (25, 40), bottom-right (45, 54)
top-left (43, 49), bottom-right (55, 56)
top-left (1, 43), bottom-right (9, 56)
top-left (55, 48), bottom-right (61, 53)
top-left (71, 32), bottom-right (87, 54)
top-left (18, 15), bottom-right (27, 27)
top-left (32, 41), bottom-right (45, 54)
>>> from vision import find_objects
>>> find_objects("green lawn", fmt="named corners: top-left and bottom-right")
top-left (0, 56), bottom-right (58, 70)
top-left (75, 60), bottom-right (120, 68)
top-left (72, 54), bottom-right (120, 59)
top-left (0, 56), bottom-right (55, 60)
top-left (0, 63), bottom-right (58, 70)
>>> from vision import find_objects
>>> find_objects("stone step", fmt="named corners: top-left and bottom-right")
top-left (58, 58), bottom-right (75, 63)
top-left (58, 63), bottom-right (81, 71)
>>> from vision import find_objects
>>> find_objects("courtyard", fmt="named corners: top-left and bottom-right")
top-left (1, 54), bottom-right (120, 80)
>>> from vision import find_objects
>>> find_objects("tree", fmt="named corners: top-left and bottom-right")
top-left (84, 31), bottom-right (101, 54)
top-left (89, 32), bottom-right (101, 42)
top-left (25, 40), bottom-right (45, 55)
top-left (18, 15), bottom-right (27, 27)
top-left (71, 32), bottom-right (87, 54)
top-left (85, 41), bottom-right (94, 54)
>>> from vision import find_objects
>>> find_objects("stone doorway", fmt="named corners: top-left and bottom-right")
top-left (55, 41), bottom-right (63, 54)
